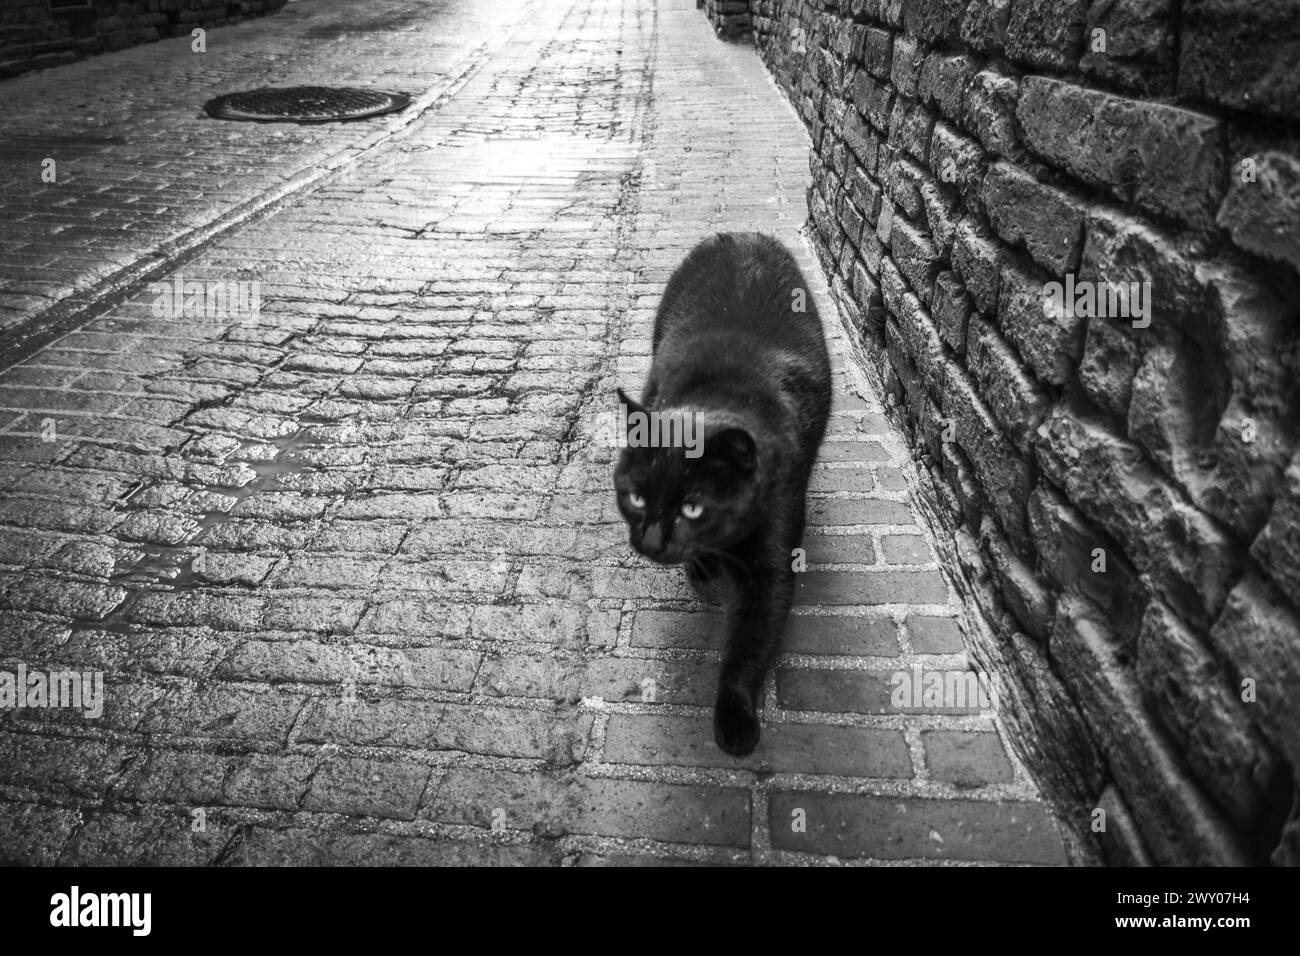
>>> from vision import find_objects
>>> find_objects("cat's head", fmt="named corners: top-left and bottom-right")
top-left (612, 388), bottom-right (761, 565)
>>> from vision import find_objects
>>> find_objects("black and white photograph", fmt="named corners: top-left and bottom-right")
top-left (0, 0), bottom-right (1294, 922)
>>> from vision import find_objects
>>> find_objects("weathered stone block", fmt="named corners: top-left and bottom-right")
top-left (1034, 405), bottom-right (1241, 623)
top-left (851, 257), bottom-right (887, 334)
top-left (1179, 0), bottom-right (1300, 123)
top-left (890, 216), bottom-right (941, 300)
top-left (1005, 0), bottom-right (1088, 70)
top-left (929, 120), bottom-right (987, 205)
top-left (1216, 149), bottom-right (1300, 271)
top-left (852, 69), bottom-right (895, 132)
top-left (981, 162), bottom-right (1085, 275)
top-left (997, 257), bottom-right (1085, 386)
top-left (1018, 77), bottom-right (1226, 230)
top-left (849, 164), bottom-right (883, 222)
top-left (960, 0), bottom-right (1012, 53)
top-left (966, 314), bottom-right (1049, 455)
top-left (951, 218), bottom-right (1005, 314)
top-left (931, 270), bottom-right (972, 354)
top-left (1079, 0), bottom-right (1176, 93)
top-left (862, 25), bottom-right (893, 78)
top-left (1077, 205), bottom-right (1199, 332)
top-left (883, 156), bottom-right (925, 220)
top-left (1208, 572), bottom-right (1300, 772)
top-left (890, 34), bottom-right (925, 97)
top-left (920, 180), bottom-right (957, 258)
top-left (940, 439), bottom-right (983, 530)
top-left (1137, 599), bottom-right (1279, 832)
top-left (917, 52), bottom-right (979, 125)
top-left (896, 292), bottom-right (947, 399)
top-left (838, 193), bottom-right (867, 247)
top-left (940, 361), bottom-right (1033, 551)
top-left (889, 97), bottom-right (936, 165)
top-left (1078, 318), bottom-right (1141, 421)
top-left (903, 0), bottom-right (966, 42)
top-left (987, 625), bottom-right (1108, 813)
top-left (1253, 449), bottom-right (1300, 608)
top-left (878, 253), bottom-right (908, 316)
top-left (1127, 262), bottom-right (1298, 538)
top-left (1049, 596), bottom-right (1252, 865)
top-left (1026, 481), bottom-right (1147, 645)
top-left (980, 517), bottom-right (1053, 641)
top-left (963, 68), bottom-right (1020, 159)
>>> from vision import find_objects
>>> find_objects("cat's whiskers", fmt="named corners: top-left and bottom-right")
top-left (689, 544), bottom-right (752, 584)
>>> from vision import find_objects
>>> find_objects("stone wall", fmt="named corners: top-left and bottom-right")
top-left (701, 0), bottom-right (753, 40)
top-left (709, 0), bottom-right (1300, 865)
top-left (1, 0), bottom-right (288, 78)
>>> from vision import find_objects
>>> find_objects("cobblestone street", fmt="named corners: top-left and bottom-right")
top-left (0, 0), bottom-right (1067, 865)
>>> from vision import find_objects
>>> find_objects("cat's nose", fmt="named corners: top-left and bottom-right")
top-left (640, 522), bottom-right (664, 555)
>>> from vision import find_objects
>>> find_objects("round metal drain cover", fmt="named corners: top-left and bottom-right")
top-left (204, 86), bottom-right (411, 123)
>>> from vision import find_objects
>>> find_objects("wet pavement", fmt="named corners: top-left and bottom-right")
top-left (0, 0), bottom-right (1068, 865)
top-left (0, 0), bottom-right (528, 348)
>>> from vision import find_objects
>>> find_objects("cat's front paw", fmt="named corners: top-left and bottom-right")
top-left (714, 690), bottom-right (761, 756)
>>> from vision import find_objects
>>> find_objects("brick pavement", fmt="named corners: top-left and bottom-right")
top-left (0, 0), bottom-right (1069, 865)
top-left (0, 0), bottom-right (530, 344)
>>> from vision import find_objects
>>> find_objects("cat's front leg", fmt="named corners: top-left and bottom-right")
top-left (713, 567), bottom-right (794, 756)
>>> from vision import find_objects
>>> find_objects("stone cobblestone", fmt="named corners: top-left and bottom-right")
top-left (0, 0), bottom-right (1065, 865)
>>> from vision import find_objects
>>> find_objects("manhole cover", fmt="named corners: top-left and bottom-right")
top-left (204, 86), bottom-right (411, 123)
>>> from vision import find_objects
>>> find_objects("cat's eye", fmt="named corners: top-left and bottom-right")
top-left (680, 502), bottom-right (704, 520)
top-left (627, 492), bottom-right (646, 509)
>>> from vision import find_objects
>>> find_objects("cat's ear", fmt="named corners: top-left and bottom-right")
top-left (707, 427), bottom-right (757, 475)
top-left (616, 388), bottom-right (645, 417)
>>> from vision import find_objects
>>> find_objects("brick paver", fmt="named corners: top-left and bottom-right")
top-left (0, 0), bottom-right (530, 344)
top-left (0, 0), bottom-right (1068, 865)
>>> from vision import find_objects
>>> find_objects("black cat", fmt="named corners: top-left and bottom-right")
top-left (613, 232), bottom-right (832, 755)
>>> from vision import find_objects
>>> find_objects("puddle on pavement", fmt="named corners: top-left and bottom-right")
top-left (109, 422), bottom-right (322, 592)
